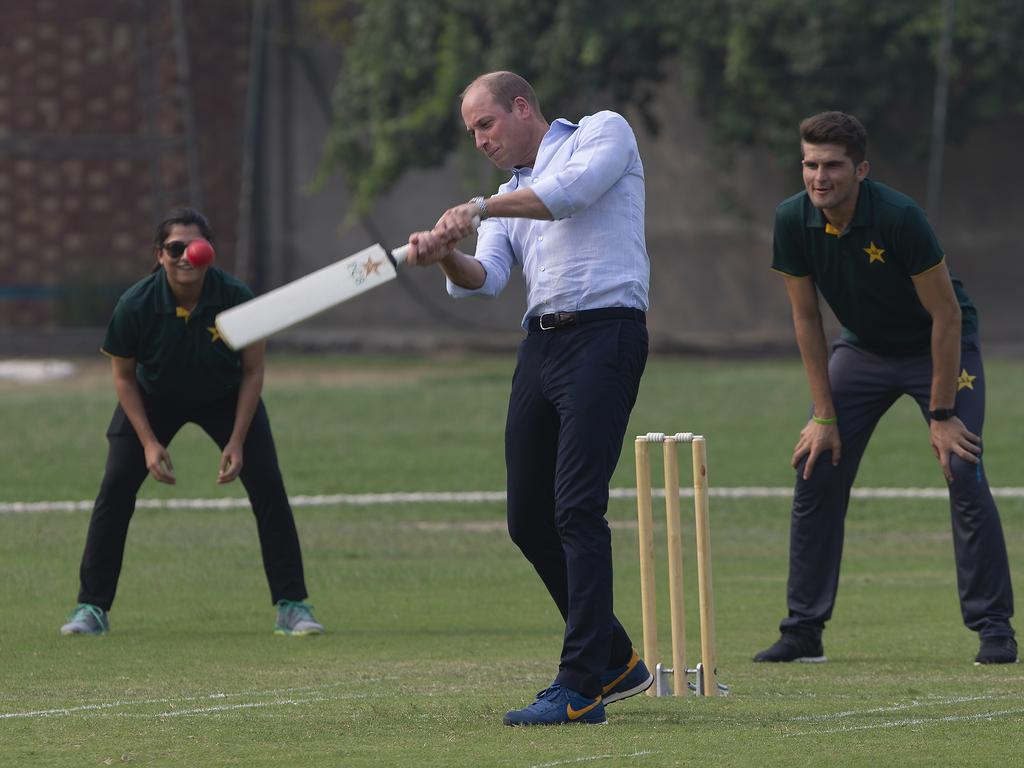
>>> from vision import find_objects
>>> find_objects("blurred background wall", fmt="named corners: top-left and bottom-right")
top-left (1, 0), bottom-right (1020, 357)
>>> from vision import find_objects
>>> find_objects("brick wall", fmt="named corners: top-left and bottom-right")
top-left (0, 0), bottom-right (251, 329)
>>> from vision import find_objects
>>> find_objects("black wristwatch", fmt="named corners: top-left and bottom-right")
top-left (929, 408), bottom-right (956, 421)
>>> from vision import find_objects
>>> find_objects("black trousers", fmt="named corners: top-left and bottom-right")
top-left (782, 335), bottom-right (1015, 640)
top-left (77, 392), bottom-right (308, 610)
top-left (505, 315), bottom-right (648, 698)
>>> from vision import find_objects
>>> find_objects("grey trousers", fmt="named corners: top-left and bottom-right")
top-left (781, 334), bottom-right (1015, 640)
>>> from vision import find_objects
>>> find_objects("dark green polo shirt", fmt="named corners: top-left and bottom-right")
top-left (772, 178), bottom-right (977, 354)
top-left (102, 267), bottom-right (255, 408)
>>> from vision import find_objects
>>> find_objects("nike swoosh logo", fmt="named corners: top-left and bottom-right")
top-left (602, 671), bottom-right (629, 694)
top-left (601, 653), bottom-right (639, 694)
top-left (566, 696), bottom-right (602, 720)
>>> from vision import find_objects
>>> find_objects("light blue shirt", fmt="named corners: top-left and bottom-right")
top-left (447, 110), bottom-right (650, 327)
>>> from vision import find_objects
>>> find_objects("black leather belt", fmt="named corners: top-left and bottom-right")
top-left (527, 307), bottom-right (646, 332)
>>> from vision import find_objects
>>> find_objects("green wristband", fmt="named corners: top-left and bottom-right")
top-left (812, 415), bottom-right (837, 425)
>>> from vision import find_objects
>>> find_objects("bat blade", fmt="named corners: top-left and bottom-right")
top-left (216, 243), bottom-right (402, 350)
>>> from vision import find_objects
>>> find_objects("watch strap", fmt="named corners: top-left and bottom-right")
top-left (469, 196), bottom-right (489, 220)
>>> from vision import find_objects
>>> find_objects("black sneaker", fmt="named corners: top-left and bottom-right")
top-left (974, 636), bottom-right (1018, 665)
top-left (753, 633), bottom-right (827, 663)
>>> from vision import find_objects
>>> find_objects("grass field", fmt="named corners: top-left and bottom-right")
top-left (1, 353), bottom-right (1022, 767)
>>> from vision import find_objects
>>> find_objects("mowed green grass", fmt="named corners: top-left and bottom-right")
top-left (1, 353), bottom-right (1022, 767)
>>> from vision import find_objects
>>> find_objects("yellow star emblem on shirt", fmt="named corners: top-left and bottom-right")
top-left (208, 326), bottom-right (222, 344)
top-left (864, 242), bottom-right (886, 263)
top-left (957, 368), bottom-right (976, 391)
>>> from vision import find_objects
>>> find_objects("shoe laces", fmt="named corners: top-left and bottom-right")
top-left (533, 685), bottom-right (563, 701)
top-left (69, 603), bottom-right (105, 626)
top-left (277, 599), bottom-right (315, 620)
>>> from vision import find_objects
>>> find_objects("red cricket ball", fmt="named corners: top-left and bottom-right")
top-left (186, 238), bottom-right (215, 268)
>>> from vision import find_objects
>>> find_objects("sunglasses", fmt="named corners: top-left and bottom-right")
top-left (161, 241), bottom-right (190, 260)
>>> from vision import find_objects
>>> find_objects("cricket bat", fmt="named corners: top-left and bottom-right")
top-left (215, 242), bottom-right (411, 350)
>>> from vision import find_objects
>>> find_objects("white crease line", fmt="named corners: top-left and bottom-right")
top-left (1, 676), bottom-right (469, 721)
top-left (1, 694), bottom-right (231, 720)
top-left (791, 693), bottom-right (1018, 722)
top-left (787, 708), bottom-right (1024, 736)
top-left (530, 751), bottom-right (658, 768)
top-left (5, 487), bottom-right (1024, 513)
top-left (0, 681), bottom-right (387, 720)
top-left (157, 696), bottom-right (327, 717)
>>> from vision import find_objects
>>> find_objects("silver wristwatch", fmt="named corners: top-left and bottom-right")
top-left (469, 196), bottom-right (489, 220)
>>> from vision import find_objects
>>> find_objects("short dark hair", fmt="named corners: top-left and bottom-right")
top-left (800, 111), bottom-right (868, 166)
top-left (154, 207), bottom-right (214, 247)
top-left (461, 71), bottom-right (542, 116)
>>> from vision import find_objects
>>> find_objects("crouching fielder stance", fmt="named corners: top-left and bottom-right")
top-left (754, 112), bottom-right (1015, 666)
top-left (61, 208), bottom-right (323, 638)
top-left (405, 71), bottom-right (654, 725)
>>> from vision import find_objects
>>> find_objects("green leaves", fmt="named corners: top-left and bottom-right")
top-left (304, 0), bottom-right (1024, 210)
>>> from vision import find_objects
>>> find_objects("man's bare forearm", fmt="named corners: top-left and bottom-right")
top-left (793, 315), bottom-right (835, 417)
top-left (929, 308), bottom-right (961, 410)
top-left (439, 249), bottom-right (487, 290)
top-left (482, 188), bottom-right (553, 221)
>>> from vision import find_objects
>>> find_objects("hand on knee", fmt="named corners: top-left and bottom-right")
top-left (947, 454), bottom-right (984, 487)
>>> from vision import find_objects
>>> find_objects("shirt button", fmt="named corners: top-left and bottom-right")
top-left (538, 235), bottom-right (544, 241)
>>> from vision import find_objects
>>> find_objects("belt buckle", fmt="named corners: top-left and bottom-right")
top-left (539, 311), bottom-right (576, 330)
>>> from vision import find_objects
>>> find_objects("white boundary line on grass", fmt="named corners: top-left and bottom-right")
top-left (4, 487), bottom-right (1024, 514)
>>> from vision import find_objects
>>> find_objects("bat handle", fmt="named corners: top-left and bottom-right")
top-left (390, 215), bottom-right (481, 266)
top-left (391, 244), bottom-right (410, 265)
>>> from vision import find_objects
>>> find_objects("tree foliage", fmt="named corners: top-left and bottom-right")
top-left (304, 0), bottom-right (1024, 210)
top-left (677, 0), bottom-right (1024, 159)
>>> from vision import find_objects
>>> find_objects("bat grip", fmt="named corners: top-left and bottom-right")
top-left (391, 244), bottom-right (410, 265)
top-left (390, 215), bottom-right (481, 265)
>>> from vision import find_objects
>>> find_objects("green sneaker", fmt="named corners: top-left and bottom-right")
top-left (274, 600), bottom-right (324, 636)
top-left (60, 603), bottom-right (109, 636)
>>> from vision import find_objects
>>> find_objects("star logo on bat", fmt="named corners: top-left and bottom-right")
top-left (362, 256), bottom-right (382, 277)
top-left (863, 242), bottom-right (886, 264)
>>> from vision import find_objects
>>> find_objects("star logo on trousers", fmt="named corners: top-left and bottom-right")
top-left (957, 368), bottom-right (976, 391)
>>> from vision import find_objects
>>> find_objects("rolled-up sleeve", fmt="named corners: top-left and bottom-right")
top-left (529, 112), bottom-right (636, 221)
top-left (446, 218), bottom-right (516, 298)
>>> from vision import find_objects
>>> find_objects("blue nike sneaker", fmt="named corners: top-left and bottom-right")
top-left (502, 684), bottom-right (607, 726)
top-left (601, 648), bottom-right (653, 703)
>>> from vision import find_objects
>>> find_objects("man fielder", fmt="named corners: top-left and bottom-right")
top-left (755, 111), bottom-right (1016, 666)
